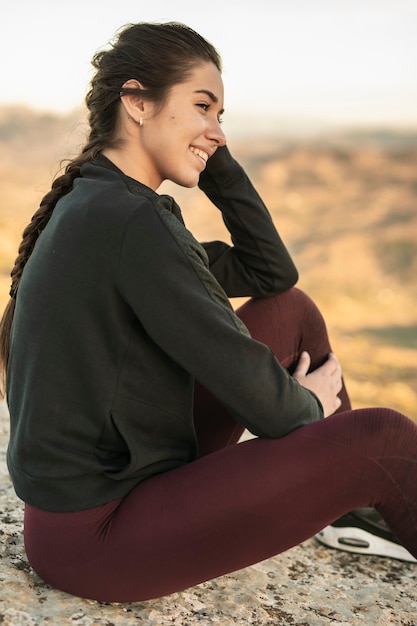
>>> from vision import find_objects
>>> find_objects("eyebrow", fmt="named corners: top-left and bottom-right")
top-left (194, 89), bottom-right (225, 115)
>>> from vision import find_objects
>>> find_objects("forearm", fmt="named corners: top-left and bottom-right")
top-left (199, 146), bottom-right (298, 297)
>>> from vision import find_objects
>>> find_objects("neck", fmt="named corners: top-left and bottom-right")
top-left (101, 147), bottom-right (160, 190)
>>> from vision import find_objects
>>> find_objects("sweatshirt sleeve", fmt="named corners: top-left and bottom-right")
top-left (198, 145), bottom-right (298, 298)
top-left (118, 198), bottom-right (323, 439)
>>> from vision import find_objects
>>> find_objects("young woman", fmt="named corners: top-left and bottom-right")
top-left (0, 22), bottom-right (416, 603)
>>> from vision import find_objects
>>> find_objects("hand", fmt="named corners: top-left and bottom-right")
top-left (199, 145), bottom-right (238, 187)
top-left (293, 351), bottom-right (343, 417)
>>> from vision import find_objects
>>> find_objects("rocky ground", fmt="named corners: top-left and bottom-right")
top-left (0, 400), bottom-right (416, 626)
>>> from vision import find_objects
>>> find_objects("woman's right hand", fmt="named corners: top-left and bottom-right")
top-left (293, 351), bottom-right (343, 417)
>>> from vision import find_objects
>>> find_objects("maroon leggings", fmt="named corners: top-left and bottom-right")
top-left (23, 288), bottom-right (417, 602)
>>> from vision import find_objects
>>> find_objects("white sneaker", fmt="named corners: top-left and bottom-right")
top-left (315, 508), bottom-right (417, 564)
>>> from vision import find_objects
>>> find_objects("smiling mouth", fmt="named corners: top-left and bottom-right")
top-left (190, 147), bottom-right (209, 163)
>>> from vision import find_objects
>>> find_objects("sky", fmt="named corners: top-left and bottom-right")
top-left (1, 0), bottom-right (417, 130)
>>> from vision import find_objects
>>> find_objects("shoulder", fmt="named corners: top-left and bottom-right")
top-left (122, 193), bottom-right (207, 264)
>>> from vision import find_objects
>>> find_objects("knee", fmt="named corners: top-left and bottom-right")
top-left (235, 287), bottom-right (326, 348)
top-left (237, 287), bottom-right (313, 319)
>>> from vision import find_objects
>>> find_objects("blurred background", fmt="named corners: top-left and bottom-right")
top-left (1, 0), bottom-right (416, 418)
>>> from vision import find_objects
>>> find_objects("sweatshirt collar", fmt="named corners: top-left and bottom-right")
top-left (94, 153), bottom-right (158, 200)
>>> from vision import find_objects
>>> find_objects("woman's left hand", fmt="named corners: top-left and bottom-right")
top-left (293, 351), bottom-right (343, 418)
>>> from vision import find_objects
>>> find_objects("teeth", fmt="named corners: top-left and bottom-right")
top-left (190, 147), bottom-right (208, 162)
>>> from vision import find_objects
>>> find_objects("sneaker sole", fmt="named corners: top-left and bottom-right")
top-left (315, 526), bottom-right (417, 563)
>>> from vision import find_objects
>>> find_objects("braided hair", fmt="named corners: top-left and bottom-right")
top-left (0, 21), bottom-right (221, 395)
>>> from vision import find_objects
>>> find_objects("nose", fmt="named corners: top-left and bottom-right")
top-left (208, 118), bottom-right (227, 147)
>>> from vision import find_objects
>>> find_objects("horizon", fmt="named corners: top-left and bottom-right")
top-left (1, 102), bottom-right (416, 142)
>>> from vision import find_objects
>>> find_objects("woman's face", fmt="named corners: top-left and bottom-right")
top-left (141, 62), bottom-right (226, 189)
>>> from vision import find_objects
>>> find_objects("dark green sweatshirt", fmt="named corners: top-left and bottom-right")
top-left (6, 146), bottom-right (323, 512)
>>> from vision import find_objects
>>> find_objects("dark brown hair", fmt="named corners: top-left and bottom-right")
top-left (0, 22), bottom-right (221, 396)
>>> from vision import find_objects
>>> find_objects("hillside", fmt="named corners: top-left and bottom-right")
top-left (0, 106), bottom-right (416, 419)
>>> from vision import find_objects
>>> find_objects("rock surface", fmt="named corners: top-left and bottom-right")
top-left (1, 400), bottom-right (416, 625)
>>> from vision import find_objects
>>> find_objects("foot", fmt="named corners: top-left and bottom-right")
top-left (315, 507), bottom-right (417, 563)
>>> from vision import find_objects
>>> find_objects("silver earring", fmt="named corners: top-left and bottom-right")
top-left (139, 117), bottom-right (143, 127)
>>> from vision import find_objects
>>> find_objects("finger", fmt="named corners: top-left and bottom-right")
top-left (328, 352), bottom-right (341, 370)
top-left (328, 353), bottom-right (343, 377)
top-left (329, 365), bottom-right (343, 390)
top-left (293, 351), bottom-right (311, 378)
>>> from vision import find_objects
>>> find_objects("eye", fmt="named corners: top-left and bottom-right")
top-left (197, 102), bottom-right (224, 124)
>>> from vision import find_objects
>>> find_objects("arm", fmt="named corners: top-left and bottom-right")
top-left (119, 200), bottom-right (323, 439)
top-left (198, 145), bottom-right (298, 298)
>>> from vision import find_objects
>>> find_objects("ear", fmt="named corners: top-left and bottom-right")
top-left (119, 79), bottom-right (146, 124)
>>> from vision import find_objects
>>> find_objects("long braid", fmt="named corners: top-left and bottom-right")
top-left (9, 163), bottom-right (79, 298)
top-left (0, 77), bottom-right (117, 397)
top-left (7, 42), bottom-right (120, 304)
top-left (0, 159), bottom-right (82, 395)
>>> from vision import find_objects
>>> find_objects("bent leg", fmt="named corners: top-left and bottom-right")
top-left (236, 288), bottom-right (351, 410)
top-left (194, 288), bottom-right (351, 455)
top-left (24, 408), bottom-right (417, 603)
